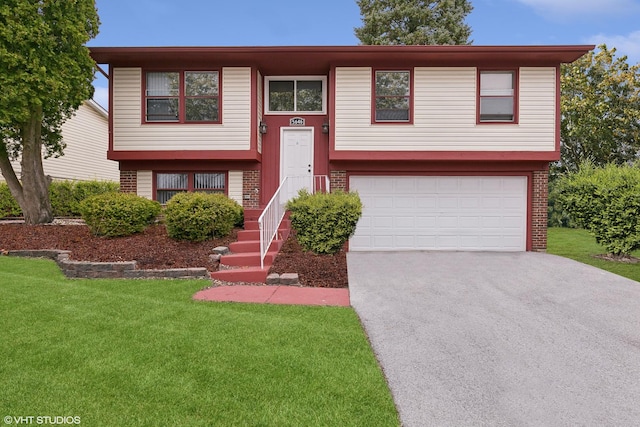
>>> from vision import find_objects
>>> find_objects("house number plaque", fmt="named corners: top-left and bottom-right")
top-left (290, 117), bottom-right (305, 126)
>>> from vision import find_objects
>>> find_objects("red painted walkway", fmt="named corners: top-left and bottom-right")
top-left (193, 285), bottom-right (350, 307)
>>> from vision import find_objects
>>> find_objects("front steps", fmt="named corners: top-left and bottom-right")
top-left (210, 209), bottom-right (290, 284)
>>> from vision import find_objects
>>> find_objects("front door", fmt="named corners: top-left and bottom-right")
top-left (280, 127), bottom-right (314, 201)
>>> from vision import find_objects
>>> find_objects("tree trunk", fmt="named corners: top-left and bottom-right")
top-left (0, 106), bottom-right (54, 224)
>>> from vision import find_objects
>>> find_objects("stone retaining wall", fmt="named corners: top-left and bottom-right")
top-left (7, 250), bottom-right (209, 280)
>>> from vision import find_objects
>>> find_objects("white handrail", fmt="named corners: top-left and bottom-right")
top-left (257, 175), bottom-right (330, 269)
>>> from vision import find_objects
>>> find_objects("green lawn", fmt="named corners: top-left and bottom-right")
top-left (547, 227), bottom-right (640, 282)
top-left (0, 257), bottom-right (399, 427)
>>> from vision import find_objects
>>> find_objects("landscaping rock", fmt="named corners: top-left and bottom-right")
top-left (266, 273), bottom-right (280, 285)
top-left (279, 273), bottom-right (299, 286)
top-left (212, 246), bottom-right (230, 255)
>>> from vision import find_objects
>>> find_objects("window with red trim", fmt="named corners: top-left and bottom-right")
top-left (478, 70), bottom-right (517, 123)
top-left (145, 71), bottom-right (220, 123)
top-left (155, 172), bottom-right (226, 204)
top-left (374, 70), bottom-right (411, 122)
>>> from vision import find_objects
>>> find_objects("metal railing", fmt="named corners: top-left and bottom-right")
top-left (258, 175), bottom-right (330, 269)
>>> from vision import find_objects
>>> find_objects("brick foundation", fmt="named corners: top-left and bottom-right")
top-left (120, 170), bottom-right (137, 194)
top-left (531, 170), bottom-right (548, 251)
top-left (330, 170), bottom-right (347, 192)
top-left (242, 170), bottom-right (261, 209)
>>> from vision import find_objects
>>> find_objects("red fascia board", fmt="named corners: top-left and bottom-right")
top-left (108, 150), bottom-right (261, 162)
top-left (330, 160), bottom-right (549, 173)
top-left (329, 150), bottom-right (561, 162)
top-left (90, 45), bottom-right (594, 73)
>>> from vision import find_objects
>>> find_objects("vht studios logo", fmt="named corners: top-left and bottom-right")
top-left (3, 416), bottom-right (81, 425)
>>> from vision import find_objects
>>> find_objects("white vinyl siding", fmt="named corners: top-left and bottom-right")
top-left (7, 101), bottom-right (118, 182)
top-left (112, 67), bottom-right (252, 151)
top-left (334, 67), bottom-right (556, 152)
top-left (228, 170), bottom-right (243, 206)
top-left (137, 170), bottom-right (153, 199)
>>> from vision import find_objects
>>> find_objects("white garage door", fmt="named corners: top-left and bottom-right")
top-left (350, 176), bottom-right (527, 251)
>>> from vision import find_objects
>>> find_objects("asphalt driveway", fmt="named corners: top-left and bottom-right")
top-left (348, 251), bottom-right (640, 427)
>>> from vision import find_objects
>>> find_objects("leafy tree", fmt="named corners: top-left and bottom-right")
top-left (0, 0), bottom-right (99, 224)
top-left (555, 162), bottom-right (640, 257)
top-left (354, 0), bottom-right (473, 45)
top-left (558, 45), bottom-right (640, 174)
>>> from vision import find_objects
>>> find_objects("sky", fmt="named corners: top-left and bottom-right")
top-left (89, 0), bottom-right (640, 109)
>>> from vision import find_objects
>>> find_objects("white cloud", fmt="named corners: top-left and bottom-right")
top-left (586, 31), bottom-right (640, 64)
top-left (92, 86), bottom-right (109, 111)
top-left (517, 0), bottom-right (639, 16)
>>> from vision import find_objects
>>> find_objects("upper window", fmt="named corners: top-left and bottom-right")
top-left (478, 70), bottom-right (517, 123)
top-left (145, 71), bottom-right (220, 123)
top-left (374, 70), bottom-right (411, 123)
top-left (155, 172), bottom-right (226, 204)
top-left (265, 77), bottom-right (326, 114)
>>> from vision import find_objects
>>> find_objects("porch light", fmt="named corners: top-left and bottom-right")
top-left (322, 122), bottom-right (329, 134)
top-left (259, 121), bottom-right (268, 134)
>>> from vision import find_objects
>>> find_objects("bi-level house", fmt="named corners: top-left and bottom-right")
top-left (90, 45), bottom-right (592, 256)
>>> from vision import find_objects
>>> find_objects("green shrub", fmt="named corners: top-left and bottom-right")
top-left (286, 190), bottom-right (362, 255)
top-left (164, 192), bottom-right (243, 242)
top-left (79, 192), bottom-right (161, 237)
top-left (0, 183), bottom-right (22, 218)
top-left (51, 180), bottom-right (119, 217)
top-left (547, 178), bottom-right (576, 228)
top-left (0, 180), bottom-right (119, 218)
top-left (555, 162), bottom-right (640, 256)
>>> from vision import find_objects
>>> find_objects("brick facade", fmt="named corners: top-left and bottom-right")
top-left (531, 170), bottom-right (548, 251)
top-left (330, 170), bottom-right (347, 192)
top-left (120, 170), bottom-right (137, 194)
top-left (242, 170), bottom-right (261, 209)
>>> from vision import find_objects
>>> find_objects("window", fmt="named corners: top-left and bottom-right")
top-left (374, 70), bottom-right (411, 123)
top-left (155, 172), bottom-right (226, 204)
top-left (265, 77), bottom-right (326, 114)
top-left (145, 71), bottom-right (220, 123)
top-left (478, 70), bottom-right (517, 123)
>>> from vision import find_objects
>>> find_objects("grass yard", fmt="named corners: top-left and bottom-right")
top-left (547, 227), bottom-right (640, 282)
top-left (0, 257), bottom-right (399, 427)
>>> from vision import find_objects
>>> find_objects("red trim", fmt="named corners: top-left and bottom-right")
top-left (251, 68), bottom-right (258, 151)
top-left (371, 68), bottom-right (414, 124)
top-left (91, 45), bottom-right (594, 75)
top-left (329, 150), bottom-right (560, 162)
top-left (119, 160), bottom-right (259, 171)
top-left (108, 69), bottom-right (114, 153)
top-left (141, 69), bottom-right (222, 124)
top-left (108, 150), bottom-right (261, 161)
top-left (555, 65), bottom-right (561, 152)
top-left (332, 160), bottom-right (548, 173)
top-left (476, 68), bottom-right (519, 124)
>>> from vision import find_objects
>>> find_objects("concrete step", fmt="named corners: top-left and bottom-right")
top-left (229, 238), bottom-right (284, 254)
top-left (210, 267), bottom-right (269, 284)
top-left (220, 251), bottom-right (277, 267)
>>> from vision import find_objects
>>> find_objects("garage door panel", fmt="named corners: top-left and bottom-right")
top-left (350, 176), bottom-right (527, 251)
top-left (395, 216), bottom-right (416, 228)
top-left (417, 197), bottom-right (437, 208)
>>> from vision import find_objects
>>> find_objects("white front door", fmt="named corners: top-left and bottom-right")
top-left (280, 127), bottom-right (314, 201)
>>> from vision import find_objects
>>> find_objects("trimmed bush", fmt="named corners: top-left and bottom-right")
top-left (79, 192), bottom-right (161, 237)
top-left (0, 180), bottom-right (119, 218)
top-left (164, 192), bottom-right (243, 242)
top-left (0, 183), bottom-right (22, 218)
top-left (52, 180), bottom-right (120, 217)
top-left (555, 162), bottom-right (640, 256)
top-left (286, 190), bottom-right (362, 255)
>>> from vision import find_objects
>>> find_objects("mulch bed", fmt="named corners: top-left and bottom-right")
top-left (0, 222), bottom-right (348, 288)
